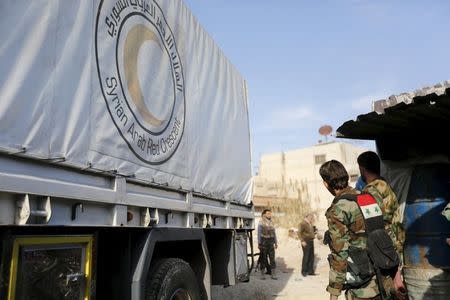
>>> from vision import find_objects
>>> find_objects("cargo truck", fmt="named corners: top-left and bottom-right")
top-left (0, 1), bottom-right (254, 299)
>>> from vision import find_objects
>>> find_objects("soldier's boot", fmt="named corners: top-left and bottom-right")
top-left (271, 269), bottom-right (278, 280)
top-left (260, 269), bottom-right (266, 280)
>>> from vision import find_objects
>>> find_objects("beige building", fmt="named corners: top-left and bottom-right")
top-left (253, 141), bottom-right (369, 214)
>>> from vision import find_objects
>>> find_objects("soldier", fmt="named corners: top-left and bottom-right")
top-left (357, 151), bottom-right (405, 255)
top-left (320, 160), bottom-right (380, 300)
top-left (299, 213), bottom-right (317, 277)
top-left (257, 209), bottom-right (278, 280)
top-left (357, 151), bottom-right (406, 297)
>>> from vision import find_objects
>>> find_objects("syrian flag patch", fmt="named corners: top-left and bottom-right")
top-left (357, 194), bottom-right (382, 219)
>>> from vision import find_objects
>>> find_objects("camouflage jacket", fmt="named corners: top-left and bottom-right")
top-left (325, 187), bottom-right (379, 298)
top-left (363, 178), bottom-right (405, 259)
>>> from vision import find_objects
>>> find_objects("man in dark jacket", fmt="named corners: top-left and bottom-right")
top-left (257, 209), bottom-right (278, 280)
top-left (299, 213), bottom-right (317, 277)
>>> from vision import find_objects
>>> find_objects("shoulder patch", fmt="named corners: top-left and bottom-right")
top-left (357, 194), bottom-right (382, 219)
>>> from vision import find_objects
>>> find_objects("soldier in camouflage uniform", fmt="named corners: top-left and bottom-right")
top-left (320, 160), bottom-right (380, 300)
top-left (357, 151), bottom-right (406, 298)
top-left (357, 151), bottom-right (405, 256)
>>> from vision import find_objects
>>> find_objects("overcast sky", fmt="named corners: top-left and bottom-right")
top-left (184, 0), bottom-right (450, 170)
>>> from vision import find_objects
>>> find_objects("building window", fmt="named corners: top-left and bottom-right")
top-left (314, 154), bottom-right (326, 165)
top-left (350, 174), bottom-right (358, 182)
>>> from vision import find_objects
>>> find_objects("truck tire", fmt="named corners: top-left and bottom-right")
top-left (145, 258), bottom-right (201, 300)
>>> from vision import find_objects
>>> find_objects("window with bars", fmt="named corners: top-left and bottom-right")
top-left (314, 154), bottom-right (326, 165)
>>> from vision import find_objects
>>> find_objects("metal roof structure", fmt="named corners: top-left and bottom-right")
top-left (337, 80), bottom-right (450, 140)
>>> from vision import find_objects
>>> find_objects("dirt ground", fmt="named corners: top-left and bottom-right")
top-left (212, 227), bottom-right (331, 300)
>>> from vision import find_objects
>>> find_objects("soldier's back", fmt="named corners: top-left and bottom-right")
top-left (326, 190), bottom-right (380, 298)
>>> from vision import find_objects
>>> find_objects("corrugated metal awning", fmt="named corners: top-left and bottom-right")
top-left (337, 87), bottom-right (450, 140)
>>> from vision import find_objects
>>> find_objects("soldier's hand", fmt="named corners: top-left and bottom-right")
top-left (274, 244), bottom-right (278, 249)
top-left (394, 268), bottom-right (406, 299)
top-left (323, 230), bottom-right (331, 246)
top-left (395, 288), bottom-right (407, 300)
top-left (301, 241), bottom-right (307, 247)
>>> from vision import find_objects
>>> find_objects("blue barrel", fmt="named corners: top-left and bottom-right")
top-left (403, 164), bottom-right (450, 299)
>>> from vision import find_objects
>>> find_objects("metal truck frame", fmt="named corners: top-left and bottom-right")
top-left (0, 152), bottom-right (254, 299)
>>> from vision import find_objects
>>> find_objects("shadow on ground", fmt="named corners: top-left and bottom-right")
top-left (211, 257), bottom-right (294, 300)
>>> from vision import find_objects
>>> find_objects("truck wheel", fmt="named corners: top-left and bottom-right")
top-left (145, 258), bottom-right (201, 300)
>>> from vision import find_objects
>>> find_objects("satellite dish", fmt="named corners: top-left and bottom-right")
top-left (319, 125), bottom-right (333, 142)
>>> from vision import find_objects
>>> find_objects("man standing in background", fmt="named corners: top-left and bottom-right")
top-left (258, 209), bottom-right (278, 280)
top-left (299, 213), bottom-right (317, 277)
top-left (357, 151), bottom-right (406, 297)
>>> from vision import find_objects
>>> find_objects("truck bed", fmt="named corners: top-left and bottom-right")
top-left (0, 152), bottom-right (253, 229)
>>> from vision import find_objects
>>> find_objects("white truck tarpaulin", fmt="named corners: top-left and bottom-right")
top-left (0, 0), bottom-right (252, 204)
